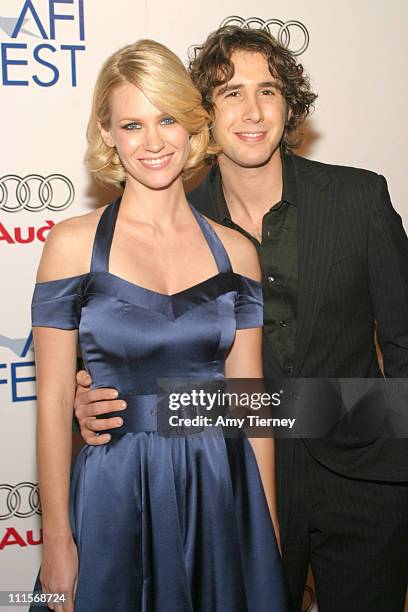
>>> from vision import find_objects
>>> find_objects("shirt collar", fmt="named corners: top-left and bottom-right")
top-left (209, 153), bottom-right (297, 224)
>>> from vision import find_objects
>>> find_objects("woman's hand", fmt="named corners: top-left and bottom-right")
top-left (40, 537), bottom-right (78, 611)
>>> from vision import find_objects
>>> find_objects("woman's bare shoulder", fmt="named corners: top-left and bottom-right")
top-left (36, 205), bottom-right (109, 282)
top-left (205, 217), bottom-right (261, 282)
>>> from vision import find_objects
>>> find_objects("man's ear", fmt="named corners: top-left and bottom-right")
top-left (98, 119), bottom-right (115, 148)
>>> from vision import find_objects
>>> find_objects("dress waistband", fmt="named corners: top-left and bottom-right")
top-left (97, 393), bottom-right (208, 437)
top-left (98, 394), bottom-right (157, 436)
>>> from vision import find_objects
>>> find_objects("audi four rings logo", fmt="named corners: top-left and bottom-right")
top-left (220, 17), bottom-right (310, 56)
top-left (0, 174), bottom-right (75, 212)
top-left (0, 482), bottom-right (41, 520)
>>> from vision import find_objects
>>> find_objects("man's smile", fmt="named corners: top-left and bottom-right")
top-left (234, 131), bottom-right (267, 142)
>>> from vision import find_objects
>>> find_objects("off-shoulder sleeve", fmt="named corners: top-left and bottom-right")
top-left (235, 275), bottom-right (264, 329)
top-left (31, 274), bottom-right (87, 330)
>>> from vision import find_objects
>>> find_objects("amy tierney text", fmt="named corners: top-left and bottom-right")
top-left (167, 415), bottom-right (296, 429)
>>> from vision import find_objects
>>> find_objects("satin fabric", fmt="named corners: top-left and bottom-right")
top-left (30, 199), bottom-right (290, 611)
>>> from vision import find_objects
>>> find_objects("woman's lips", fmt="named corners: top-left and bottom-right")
top-left (139, 153), bottom-right (174, 170)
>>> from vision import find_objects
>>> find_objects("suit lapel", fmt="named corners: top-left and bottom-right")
top-left (293, 157), bottom-right (338, 376)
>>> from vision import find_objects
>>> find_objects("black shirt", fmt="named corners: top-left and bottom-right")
top-left (188, 155), bottom-right (298, 375)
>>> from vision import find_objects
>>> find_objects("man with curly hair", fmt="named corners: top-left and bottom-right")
top-left (74, 26), bottom-right (408, 611)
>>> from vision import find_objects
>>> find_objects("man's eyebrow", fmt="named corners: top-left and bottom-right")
top-left (216, 81), bottom-right (280, 95)
top-left (216, 83), bottom-right (243, 95)
top-left (258, 81), bottom-right (280, 88)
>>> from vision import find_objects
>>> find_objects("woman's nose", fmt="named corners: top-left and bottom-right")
top-left (144, 126), bottom-right (165, 153)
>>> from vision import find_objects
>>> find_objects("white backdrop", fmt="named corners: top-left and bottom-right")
top-left (1, 1), bottom-right (407, 610)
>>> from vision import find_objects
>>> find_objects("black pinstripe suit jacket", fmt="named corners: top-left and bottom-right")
top-left (189, 154), bottom-right (408, 482)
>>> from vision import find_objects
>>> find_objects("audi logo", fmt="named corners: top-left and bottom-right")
top-left (0, 174), bottom-right (75, 212)
top-left (220, 16), bottom-right (310, 56)
top-left (0, 482), bottom-right (41, 519)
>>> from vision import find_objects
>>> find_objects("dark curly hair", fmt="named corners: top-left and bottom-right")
top-left (189, 26), bottom-right (317, 152)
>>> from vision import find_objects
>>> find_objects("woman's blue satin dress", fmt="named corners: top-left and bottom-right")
top-left (30, 199), bottom-right (290, 611)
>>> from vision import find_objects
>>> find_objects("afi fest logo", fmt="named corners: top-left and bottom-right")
top-left (0, 331), bottom-right (36, 402)
top-left (220, 16), bottom-right (309, 56)
top-left (0, 0), bottom-right (86, 87)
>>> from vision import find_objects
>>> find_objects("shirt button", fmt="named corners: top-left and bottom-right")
top-left (284, 365), bottom-right (294, 375)
top-left (267, 276), bottom-right (275, 283)
top-left (266, 230), bottom-right (271, 238)
top-left (279, 320), bottom-right (288, 327)
top-left (150, 409), bottom-right (157, 416)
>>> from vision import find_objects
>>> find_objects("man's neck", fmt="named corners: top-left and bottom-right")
top-left (218, 150), bottom-right (283, 238)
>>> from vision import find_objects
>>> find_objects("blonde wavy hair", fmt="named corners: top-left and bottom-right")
top-left (85, 40), bottom-right (211, 187)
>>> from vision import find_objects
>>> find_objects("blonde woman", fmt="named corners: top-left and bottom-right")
top-left (30, 40), bottom-right (289, 611)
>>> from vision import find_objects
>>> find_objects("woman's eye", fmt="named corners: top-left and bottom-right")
top-left (261, 89), bottom-right (276, 96)
top-left (226, 91), bottom-right (240, 98)
top-left (122, 122), bottom-right (141, 130)
top-left (160, 117), bottom-right (176, 125)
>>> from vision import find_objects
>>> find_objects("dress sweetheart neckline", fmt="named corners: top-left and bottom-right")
top-left (100, 270), bottom-right (229, 298)
top-left (34, 269), bottom-right (262, 298)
